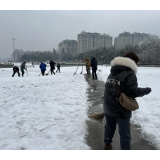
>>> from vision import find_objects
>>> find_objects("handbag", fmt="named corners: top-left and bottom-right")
top-left (114, 75), bottom-right (139, 111)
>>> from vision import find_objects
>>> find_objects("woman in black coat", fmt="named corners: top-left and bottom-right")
top-left (103, 52), bottom-right (151, 150)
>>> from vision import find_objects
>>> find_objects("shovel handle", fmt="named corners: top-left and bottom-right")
top-left (73, 60), bottom-right (81, 75)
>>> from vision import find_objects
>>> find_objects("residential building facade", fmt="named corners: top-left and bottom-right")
top-left (114, 31), bottom-right (151, 50)
top-left (58, 31), bottom-right (158, 54)
top-left (58, 39), bottom-right (78, 55)
top-left (77, 31), bottom-right (112, 53)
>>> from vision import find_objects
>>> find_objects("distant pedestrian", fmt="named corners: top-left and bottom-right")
top-left (56, 63), bottom-right (60, 73)
top-left (20, 62), bottom-right (26, 77)
top-left (12, 65), bottom-right (20, 77)
top-left (82, 57), bottom-right (90, 74)
top-left (49, 60), bottom-right (56, 75)
top-left (32, 62), bottom-right (34, 67)
top-left (103, 52), bottom-right (152, 150)
top-left (39, 62), bottom-right (47, 76)
top-left (91, 57), bottom-right (97, 79)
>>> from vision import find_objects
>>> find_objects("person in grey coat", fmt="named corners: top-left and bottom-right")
top-left (103, 52), bottom-right (151, 150)
top-left (20, 62), bottom-right (26, 77)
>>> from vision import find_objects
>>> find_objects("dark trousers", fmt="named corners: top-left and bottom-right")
top-left (104, 114), bottom-right (131, 150)
top-left (51, 68), bottom-right (55, 75)
top-left (21, 69), bottom-right (25, 77)
top-left (12, 71), bottom-right (20, 77)
top-left (87, 69), bottom-right (90, 74)
top-left (41, 70), bottom-right (45, 76)
top-left (56, 67), bottom-right (60, 73)
top-left (92, 70), bottom-right (97, 79)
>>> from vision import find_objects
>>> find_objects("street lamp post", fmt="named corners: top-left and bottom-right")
top-left (12, 38), bottom-right (16, 61)
top-left (12, 38), bottom-right (15, 51)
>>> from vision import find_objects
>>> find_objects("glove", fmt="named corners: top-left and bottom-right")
top-left (145, 87), bottom-right (151, 95)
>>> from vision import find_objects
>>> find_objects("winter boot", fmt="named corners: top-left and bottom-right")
top-left (104, 143), bottom-right (112, 150)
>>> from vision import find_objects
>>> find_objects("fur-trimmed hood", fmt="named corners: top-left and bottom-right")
top-left (110, 57), bottom-right (138, 74)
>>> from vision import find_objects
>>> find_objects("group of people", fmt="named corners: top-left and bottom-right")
top-left (12, 60), bottom-right (61, 77)
top-left (12, 62), bottom-right (26, 77)
top-left (82, 56), bottom-right (98, 79)
top-left (39, 60), bottom-right (60, 76)
top-left (13, 58), bottom-right (96, 78)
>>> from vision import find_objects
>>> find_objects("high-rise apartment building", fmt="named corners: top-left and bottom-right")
top-left (58, 39), bottom-right (77, 54)
top-left (114, 32), bottom-right (151, 50)
top-left (77, 31), bottom-right (112, 53)
top-left (132, 32), bottom-right (149, 47)
top-left (58, 31), bottom-right (158, 55)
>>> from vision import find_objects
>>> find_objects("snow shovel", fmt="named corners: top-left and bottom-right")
top-left (46, 70), bottom-right (50, 76)
top-left (73, 61), bottom-right (81, 75)
top-left (89, 113), bottom-right (105, 121)
top-left (80, 62), bottom-right (83, 74)
top-left (26, 66), bottom-right (28, 76)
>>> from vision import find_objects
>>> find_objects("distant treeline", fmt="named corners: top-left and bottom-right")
top-left (12, 37), bottom-right (160, 64)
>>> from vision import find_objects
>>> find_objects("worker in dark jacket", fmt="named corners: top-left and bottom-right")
top-left (103, 52), bottom-right (151, 150)
top-left (91, 57), bottom-right (97, 79)
top-left (56, 63), bottom-right (60, 73)
top-left (20, 62), bottom-right (26, 77)
top-left (12, 65), bottom-right (20, 77)
top-left (49, 60), bottom-right (56, 75)
top-left (39, 62), bottom-right (47, 76)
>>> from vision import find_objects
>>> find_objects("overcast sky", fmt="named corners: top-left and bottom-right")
top-left (0, 9), bottom-right (160, 59)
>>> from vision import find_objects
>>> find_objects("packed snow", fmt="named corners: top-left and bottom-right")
top-left (0, 63), bottom-right (160, 149)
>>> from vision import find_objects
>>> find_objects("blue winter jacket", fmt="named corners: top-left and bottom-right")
top-left (40, 63), bottom-right (46, 71)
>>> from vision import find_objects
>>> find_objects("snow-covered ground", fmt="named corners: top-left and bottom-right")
top-left (0, 63), bottom-right (160, 150)
top-left (0, 63), bottom-right (90, 150)
top-left (98, 65), bottom-right (160, 149)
